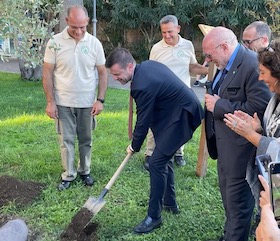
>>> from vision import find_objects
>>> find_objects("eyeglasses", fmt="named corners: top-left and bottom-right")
top-left (241, 37), bottom-right (262, 46)
top-left (204, 44), bottom-right (223, 59)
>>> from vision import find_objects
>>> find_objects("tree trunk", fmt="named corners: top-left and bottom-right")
top-left (60, 0), bottom-right (84, 32)
top-left (18, 59), bottom-right (42, 81)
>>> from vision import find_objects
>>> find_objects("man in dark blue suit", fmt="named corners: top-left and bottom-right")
top-left (105, 48), bottom-right (204, 234)
top-left (203, 27), bottom-right (271, 241)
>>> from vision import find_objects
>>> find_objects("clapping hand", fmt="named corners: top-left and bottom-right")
top-left (224, 110), bottom-right (261, 138)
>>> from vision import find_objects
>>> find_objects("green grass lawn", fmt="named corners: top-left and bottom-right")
top-left (0, 72), bottom-right (243, 240)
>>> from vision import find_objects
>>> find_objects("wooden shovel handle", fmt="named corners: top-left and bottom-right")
top-left (104, 153), bottom-right (132, 191)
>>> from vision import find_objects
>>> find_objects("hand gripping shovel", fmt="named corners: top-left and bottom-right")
top-left (82, 153), bottom-right (132, 231)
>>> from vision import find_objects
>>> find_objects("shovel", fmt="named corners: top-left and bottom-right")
top-left (82, 153), bottom-right (133, 231)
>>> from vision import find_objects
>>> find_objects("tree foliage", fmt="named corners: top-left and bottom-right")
top-left (0, 0), bottom-right (279, 75)
top-left (205, 0), bottom-right (266, 26)
top-left (265, 0), bottom-right (280, 36)
top-left (100, 0), bottom-right (178, 57)
top-left (84, 0), bottom-right (273, 60)
top-left (0, 0), bottom-right (62, 79)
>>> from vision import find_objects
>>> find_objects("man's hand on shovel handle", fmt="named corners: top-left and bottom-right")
top-left (127, 144), bottom-right (135, 155)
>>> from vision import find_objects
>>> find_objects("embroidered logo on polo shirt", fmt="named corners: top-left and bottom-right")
top-left (177, 50), bottom-right (187, 58)
top-left (81, 46), bottom-right (89, 54)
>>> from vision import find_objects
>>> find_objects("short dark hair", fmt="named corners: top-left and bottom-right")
top-left (258, 40), bottom-right (280, 82)
top-left (105, 48), bottom-right (135, 69)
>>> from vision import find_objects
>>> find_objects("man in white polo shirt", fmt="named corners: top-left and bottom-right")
top-left (42, 5), bottom-right (107, 190)
top-left (144, 15), bottom-right (207, 169)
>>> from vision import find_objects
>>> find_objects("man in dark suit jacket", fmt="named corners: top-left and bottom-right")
top-left (105, 48), bottom-right (204, 234)
top-left (203, 27), bottom-right (271, 241)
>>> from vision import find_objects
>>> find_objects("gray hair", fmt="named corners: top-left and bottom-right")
top-left (246, 21), bottom-right (271, 41)
top-left (160, 15), bottom-right (178, 26)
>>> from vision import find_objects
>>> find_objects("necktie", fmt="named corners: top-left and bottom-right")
top-left (213, 69), bottom-right (228, 95)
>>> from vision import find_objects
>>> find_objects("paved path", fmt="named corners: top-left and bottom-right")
top-left (0, 58), bottom-right (19, 73)
top-left (0, 58), bottom-right (205, 102)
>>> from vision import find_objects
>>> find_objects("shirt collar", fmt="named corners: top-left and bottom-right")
top-left (225, 43), bottom-right (240, 71)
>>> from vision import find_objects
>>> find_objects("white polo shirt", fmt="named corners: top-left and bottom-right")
top-left (149, 35), bottom-right (197, 87)
top-left (44, 27), bottom-right (106, 108)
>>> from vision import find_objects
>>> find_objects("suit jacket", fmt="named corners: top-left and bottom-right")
top-left (208, 44), bottom-right (271, 178)
top-left (130, 60), bottom-right (204, 156)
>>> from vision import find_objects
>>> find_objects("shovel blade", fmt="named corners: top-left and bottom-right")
top-left (83, 196), bottom-right (106, 216)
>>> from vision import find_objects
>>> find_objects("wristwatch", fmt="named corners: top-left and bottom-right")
top-left (97, 98), bottom-right (105, 104)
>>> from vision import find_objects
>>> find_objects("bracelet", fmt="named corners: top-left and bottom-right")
top-left (97, 98), bottom-right (105, 104)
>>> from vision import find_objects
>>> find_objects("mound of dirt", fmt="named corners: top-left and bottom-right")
top-left (0, 175), bottom-right (45, 208)
top-left (0, 175), bottom-right (45, 240)
top-left (0, 175), bottom-right (99, 240)
top-left (60, 207), bottom-right (99, 241)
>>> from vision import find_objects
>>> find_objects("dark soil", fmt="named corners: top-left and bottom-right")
top-left (0, 175), bottom-right (45, 240)
top-left (0, 175), bottom-right (45, 208)
top-left (60, 207), bottom-right (99, 241)
top-left (0, 175), bottom-right (99, 240)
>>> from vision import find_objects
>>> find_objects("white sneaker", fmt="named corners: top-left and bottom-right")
top-left (199, 76), bottom-right (208, 84)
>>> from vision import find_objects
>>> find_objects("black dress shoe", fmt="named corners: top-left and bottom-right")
top-left (174, 156), bottom-right (186, 167)
top-left (143, 156), bottom-right (150, 171)
top-left (134, 216), bottom-right (162, 234)
top-left (80, 174), bottom-right (94, 186)
top-left (57, 180), bottom-right (71, 191)
top-left (163, 205), bottom-right (180, 214)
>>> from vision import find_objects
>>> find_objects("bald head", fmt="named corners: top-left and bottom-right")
top-left (67, 5), bottom-right (89, 18)
top-left (66, 5), bottom-right (89, 42)
top-left (202, 27), bottom-right (238, 70)
top-left (203, 27), bottom-right (237, 48)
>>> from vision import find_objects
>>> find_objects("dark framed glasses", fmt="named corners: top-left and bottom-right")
top-left (242, 37), bottom-right (262, 45)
